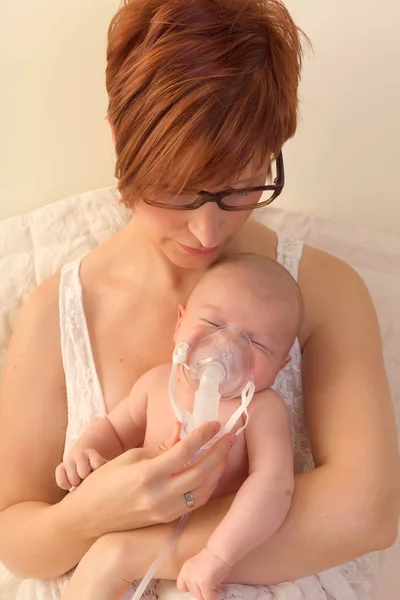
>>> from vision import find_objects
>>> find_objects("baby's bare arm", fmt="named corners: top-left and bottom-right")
top-left (56, 372), bottom-right (151, 489)
top-left (207, 390), bottom-right (294, 566)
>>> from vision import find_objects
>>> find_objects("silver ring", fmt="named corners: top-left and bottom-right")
top-left (184, 491), bottom-right (195, 509)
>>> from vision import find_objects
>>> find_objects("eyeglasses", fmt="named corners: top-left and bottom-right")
top-left (142, 152), bottom-right (284, 211)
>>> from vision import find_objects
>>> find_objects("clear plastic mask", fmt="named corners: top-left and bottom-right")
top-left (183, 326), bottom-right (254, 399)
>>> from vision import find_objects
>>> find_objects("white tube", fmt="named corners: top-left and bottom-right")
top-left (128, 514), bottom-right (190, 600)
top-left (129, 364), bottom-right (223, 599)
top-left (127, 448), bottom-right (205, 600)
top-left (192, 362), bottom-right (224, 423)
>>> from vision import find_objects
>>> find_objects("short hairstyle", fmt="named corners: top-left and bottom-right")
top-left (106, 0), bottom-right (308, 207)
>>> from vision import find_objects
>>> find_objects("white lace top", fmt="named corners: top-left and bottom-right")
top-left (0, 235), bottom-right (377, 600)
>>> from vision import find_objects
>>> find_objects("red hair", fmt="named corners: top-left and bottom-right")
top-left (106, 0), bottom-right (307, 206)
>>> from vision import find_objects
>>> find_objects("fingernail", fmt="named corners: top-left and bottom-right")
top-left (228, 435), bottom-right (237, 447)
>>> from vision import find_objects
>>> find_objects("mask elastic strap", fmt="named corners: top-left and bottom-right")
top-left (168, 343), bottom-right (189, 424)
top-left (222, 380), bottom-right (255, 436)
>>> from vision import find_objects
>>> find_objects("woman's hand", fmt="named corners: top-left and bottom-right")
top-left (64, 420), bottom-right (235, 538)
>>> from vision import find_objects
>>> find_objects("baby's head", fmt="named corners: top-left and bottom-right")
top-left (174, 253), bottom-right (302, 392)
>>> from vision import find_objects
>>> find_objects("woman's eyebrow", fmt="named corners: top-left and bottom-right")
top-left (232, 173), bottom-right (266, 187)
top-left (182, 172), bottom-right (268, 194)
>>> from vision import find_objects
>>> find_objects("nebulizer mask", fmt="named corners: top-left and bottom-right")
top-left (129, 326), bottom-right (255, 600)
top-left (170, 326), bottom-right (256, 441)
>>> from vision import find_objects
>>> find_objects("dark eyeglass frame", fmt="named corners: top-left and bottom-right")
top-left (143, 152), bottom-right (285, 211)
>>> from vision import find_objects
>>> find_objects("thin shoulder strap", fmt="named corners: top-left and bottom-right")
top-left (59, 260), bottom-right (105, 455)
top-left (276, 235), bottom-right (304, 282)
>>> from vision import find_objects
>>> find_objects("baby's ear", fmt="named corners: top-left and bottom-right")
top-left (173, 305), bottom-right (186, 343)
top-left (280, 355), bottom-right (291, 370)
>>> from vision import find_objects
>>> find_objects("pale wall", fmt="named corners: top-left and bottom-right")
top-left (1, 1), bottom-right (400, 234)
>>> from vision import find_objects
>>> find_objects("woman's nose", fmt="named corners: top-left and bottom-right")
top-left (187, 202), bottom-right (223, 248)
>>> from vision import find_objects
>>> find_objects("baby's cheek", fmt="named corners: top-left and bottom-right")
top-left (252, 357), bottom-right (277, 391)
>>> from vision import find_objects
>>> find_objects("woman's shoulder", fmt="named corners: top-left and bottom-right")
top-left (300, 243), bottom-right (364, 287)
top-left (7, 274), bottom-right (64, 371)
top-left (298, 244), bottom-right (372, 344)
top-left (243, 218), bottom-right (361, 282)
top-left (2, 272), bottom-right (65, 417)
top-left (21, 272), bottom-right (61, 326)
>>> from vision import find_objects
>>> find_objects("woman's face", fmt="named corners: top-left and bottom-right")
top-left (133, 167), bottom-right (268, 269)
top-left (133, 200), bottom-right (249, 269)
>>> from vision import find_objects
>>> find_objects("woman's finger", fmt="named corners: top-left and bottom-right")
top-left (155, 421), bottom-right (222, 472)
top-left (173, 458), bottom-right (225, 518)
top-left (139, 421), bottom-right (181, 462)
top-left (196, 458), bottom-right (226, 504)
top-left (170, 434), bottom-right (236, 498)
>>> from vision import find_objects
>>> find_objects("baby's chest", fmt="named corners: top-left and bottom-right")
top-left (144, 391), bottom-right (249, 494)
top-left (143, 390), bottom-right (178, 448)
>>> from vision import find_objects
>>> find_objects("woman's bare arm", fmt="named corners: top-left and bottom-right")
top-left (93, 249), bottom-right (400, 585)
top-left (0, 277), bottom-right (100, 578)
top-left (0, 278), bottom-right (233, 580)
top-left (0, 278), bottom-right (156, 578)
top-left (191, 251), bottom-right (399, 582)
top-left (193, 251), bottom-right (399, 582)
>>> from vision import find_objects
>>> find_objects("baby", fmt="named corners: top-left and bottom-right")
top-left (56, 253), bottom-right (302, 598)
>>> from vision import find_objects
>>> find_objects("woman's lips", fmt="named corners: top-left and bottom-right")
top-left (177, 242), bottom-right (220, 256)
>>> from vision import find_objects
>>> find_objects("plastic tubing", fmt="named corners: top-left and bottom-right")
top-left (127, 448), bottom-right (205, 600)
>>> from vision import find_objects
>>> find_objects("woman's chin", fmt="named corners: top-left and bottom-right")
top-left (163, 243), bottom-right (222, 270)
top-left (167, 253), bottom-right (217, 270)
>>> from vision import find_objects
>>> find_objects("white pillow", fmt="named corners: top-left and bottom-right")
top-left (0, 187), bottom-right (398, 597)
top-left (0, 188), bottom-right (130, 375)
top-left (1, 187), bottom-right (399, 429)
top-left (253, 208), bottom-right (400, 437)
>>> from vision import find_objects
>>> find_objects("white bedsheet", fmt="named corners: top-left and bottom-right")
top-left (0, 187), bottom-right (399, 599)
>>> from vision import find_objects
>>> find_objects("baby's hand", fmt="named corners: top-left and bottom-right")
top-left (55, 449), bottom-right (108, 490)
top-left (177, 547), bottom-right (232, 600)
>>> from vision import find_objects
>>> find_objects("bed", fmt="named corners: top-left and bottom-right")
top-left (0, 187), bottom-right (399, 599)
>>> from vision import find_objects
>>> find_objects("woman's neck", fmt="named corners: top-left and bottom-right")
top-left (94, 214), bottom-right (274, 298)
top-left (105, 218), bottom-right (206, 299)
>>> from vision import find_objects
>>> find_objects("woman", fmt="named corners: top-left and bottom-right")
top-left (0, 0), bottom-right (398, 599)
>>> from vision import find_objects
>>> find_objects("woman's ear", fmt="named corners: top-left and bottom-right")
top-left (280, 355), bottom-right (291, 370)
top-left (107, 115), bottom-right (116, 146)
top-left (173, 305), bottom-right (186, 343)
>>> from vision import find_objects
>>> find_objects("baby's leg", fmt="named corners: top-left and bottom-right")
top-left (62, 564), bottom-right (159, 600)
top-left (60, 534), bottom-right (159, 600)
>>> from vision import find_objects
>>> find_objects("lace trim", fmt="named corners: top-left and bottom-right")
top-left (274, 237), bottom-right (376, 597)
top-left (274, 237), bottom-right (313, 473)
top-left (276, 236), bottom-right (303, 281)
top-left (26, 235), bottom-right (372, 600)
top-left (59, 260), bottom-right (106, 458)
